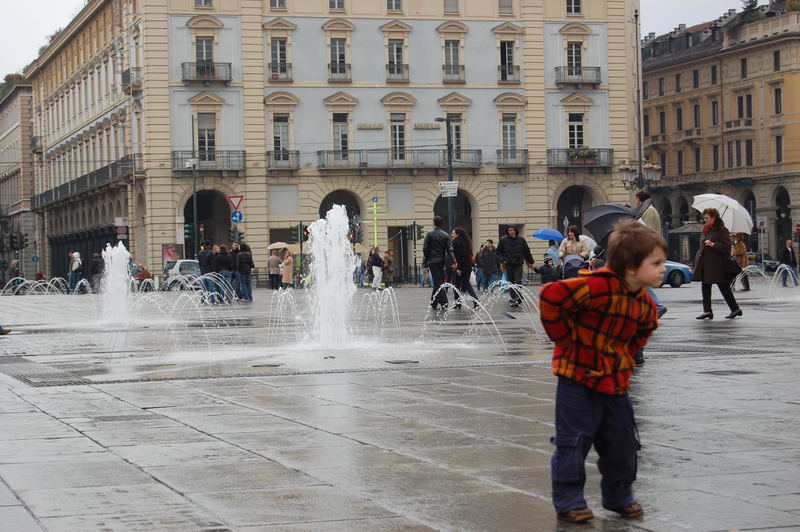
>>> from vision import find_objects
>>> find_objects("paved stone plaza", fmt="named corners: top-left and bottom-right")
top-left (0, 282), bottom-right (799, 531)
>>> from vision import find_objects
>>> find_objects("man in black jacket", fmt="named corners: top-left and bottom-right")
top-left (423, 216), bottom-right (454, 310)
top-left (496, 225), bottom-right (535, 306)
top-left (779, 239), bottom-right (798, 287)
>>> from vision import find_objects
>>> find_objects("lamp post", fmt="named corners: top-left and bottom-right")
top-left (186, 157), bottom-right (199, 257)
top-left (435, 115), bottom-right (460, 231)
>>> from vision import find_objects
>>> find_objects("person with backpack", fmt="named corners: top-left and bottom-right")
top-left (496, 225), bottom-right (535, 307)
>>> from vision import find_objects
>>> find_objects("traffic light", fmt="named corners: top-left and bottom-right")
top-left (291, 224), bottom-right (301, 242)
top-left (9, 232), bottom-right (18, 250)
top-left (236, 230), bottom-right (245, 242)
top-left (302, 225), bottom-right (309, 242)
top-left (183, 223), bottom-right (193, 241)
top-left (0, 233), bottom-right (4, 253)
top-left (349, 217), bottom-right (362, 244)
top-left (229, 226), bottom-right (238, 243)
top-left (20, 233), bottom-right (28, 249)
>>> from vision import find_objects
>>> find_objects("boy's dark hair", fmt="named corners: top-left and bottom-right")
top-left (606, 220), bottom-right (667, 278)
top-left (486, 239), bottom-right (493, 244)
top-left (635, 189), bottom-right (652, 202)
top-left (433, 215), bottom-right (444, 228)
top-left (240, 243), bottom-right (251, 252)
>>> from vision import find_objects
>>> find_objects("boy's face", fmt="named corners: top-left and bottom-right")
top-left (626, 248), bottom-right (666, 290)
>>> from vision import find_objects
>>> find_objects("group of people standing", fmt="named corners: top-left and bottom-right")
top-left (197, 241), bottom-right (255, 302)
top-left (266, 249), bottom-right (295, 290)
top-left (362, 247), bottom-right (394, 289)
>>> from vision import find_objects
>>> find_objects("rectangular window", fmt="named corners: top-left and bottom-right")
top-left (693, 104), bottom-right (701, 128)
top-left (774, 88), bottom-right (782, 114)
top-left (675, 107), bottom-right (683, 131)
top-left (658, 77), bottom-right (664, 96)
top-left (270, 38), bottom-right (287, 75)
top-left (776, 135), bottom-right (783, 163)
top-left (388, 0), bottom-right (402, 10)
top-left (740, 58), bottom-right (748, 78)
top-left (692, 69), bottom-right (699, 89)
top-left (712, 101), bottom-right (719, 125)
top-left (195, 0), bottom-right (212, 6)
top-left (745, 139), bottom-right (753, 167)
top-left (502, 113), bottom-right (517, 156)
top-left (659, 111), bottom-right (666, 134)
top-left (444, 40), bottom-right (459, 66)
top-left (566, 0), bottom-right (581, 14)
top-left (390, 113), bottom-right (406, 160)
top-left (196, 37), bottom-right (213, 62)
top-left (675, 73), bottom-right (681, 93)
top-left (677, 150), bottom-right (684, 174)
top-left (773, 50), bottom-right (781, 71)
top-left (710, 64), bottom-right (718, 85)
top-left (197, 112), bottom-right (216, 162)
top-left (270, 0), bottom-right (286, 7)
top-left (712, 144), bottom-right (719, 170)
top-left (737, 95), bottom-right (744, 119)
top-left (499, 41), bottom-right (515, 81)
top-left (330, 38), bottom-right (346, 74)
top-left (499, 0), bottom-right (513, 14)
top-left (746, 94), bottom-right (752, 118)
top-left (643, 114), bottom-right (650, 137)
top-left (736, 140), bottom-right (742, 167)
top-left (568, 113), bottom-right (584, 148)
top-left (448, 113), bottom-right (463, 158)
top-left (642, 81), bottom-right (648, 99)
top-left (332, 113), bottom-right (348, 159)
top-left (567, 42), bottom-right (582, 75)
top-left (329, 0), bottom-right (344, 9)
top-left (444, 0), bottom-right (458, 13)
top-left (660, 152), bottom-right (667, 175)
top-left (694, 147), bottom-right (701, 172)
top-left (388, 39), bottom-right (404, 74)
top-left (727, 141), bottom-right (734, 168)
top-left (273, 114), bottom-right (289, 161)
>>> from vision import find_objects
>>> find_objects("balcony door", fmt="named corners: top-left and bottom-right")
top-left (270, 38), bottom-right (288, 77)
top-left (196, 38), bottom-right (214, 78)
top-left (273, 114), bottom-right (289, 162)
top-left (444, 40), bottom-right (460, 81)
top-left (333, 113), bottom-right (349, 161)
top-left (447, 113), bottom-right (462, 160)
top-left (197, 112), bottom-right (216, 163)
top-left (500, 41), bottom-right (514, 81)
top-left (568, 113), bottom-right (584, 148)
top-left (390, 113), bottom-right (406, 162)
top-left (388, 40), bottom-right (404, 76)
top-left (567, 42), bottom-right (582, 79)
top-left (330, 38), bottom-right (346, 75)
top-left (502, 113), bottom-right (517, 160)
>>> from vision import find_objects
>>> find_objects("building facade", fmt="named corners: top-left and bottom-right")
top-left (0, 82), bottom-right (36, 280)
top-left (642, 3), bottom-right (800, 261)
top-left (25, 0), bottom-right (639, 278)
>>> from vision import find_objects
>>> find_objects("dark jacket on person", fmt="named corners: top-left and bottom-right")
top-left (452, 240), bottom-right (473, 270)
top-left (478, 246), bottom-right (499, 275)
top-left (214, 253), bottom-right (233, 272)
top-left (236, 251), bottom-right (254, 275)
top-left (693, 223), bottom-right (732, 284)
top-left (423, 228), bottom-right (454, 267)
top-left (496, 227), bottom-right (534, 266)
top-left (197, 248), bottom-right (215, 274)
top-left (779, 245), bottom-right (797, 267)
top-left (534, 263), bottom-right (557, 284)
top-left (89, 257), bottom-right (104, 276)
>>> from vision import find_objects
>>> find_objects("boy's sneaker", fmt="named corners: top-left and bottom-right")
top-left (557, 508), bottom-right (594, 522)
top-left (603, 502), bottom-right (644, 519)
top-left (0, 329), bottom-right (11, 335)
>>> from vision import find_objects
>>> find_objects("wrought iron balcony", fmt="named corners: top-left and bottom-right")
top-left (554, 66), bottom-right (602, 87)
top-left (443, 64), bottom-right (465, 83)
top-left (266, 150), bottom-right (300, 171)
top-left (32, 154), bottom-right (142, 210)
top-left (316, 148), bottom-right (481, 171)
top-left (181, 62), bottom-right (232, 83)
top-left (328, 63), bottom-right (351, 82)
top-left (268, 63), bottom-right (292, 82)
top-left (498, 65), bottom-right (520, 83)
top-left (172, 151), bottom-right (246, 174)
top-left (386, 64), bottom-right (410, 82)
top-left (496, 149), bottom-right (529, 169)
top-left (547, 148), bottom-right (614, 169)
top-left (121, 67), bottom-right (143, 91)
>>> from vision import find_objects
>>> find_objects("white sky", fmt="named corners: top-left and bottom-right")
top-left (0, 0), bottom-right (748, 78)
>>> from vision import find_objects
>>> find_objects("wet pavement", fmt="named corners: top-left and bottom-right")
top-left (0, 281), bottom-right (799, 531)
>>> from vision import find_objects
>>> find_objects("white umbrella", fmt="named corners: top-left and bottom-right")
top-left (691, 194), bottom-right (753, 234)
top-left (267, 241), bottom-right (290, 250)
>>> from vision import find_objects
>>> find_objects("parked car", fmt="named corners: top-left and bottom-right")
top-left (662, 260), bottom-right (693, 288)
top-left (161, 259), bottom-right (201, 290)
top-left (754, 253), bottom-right (780, 272)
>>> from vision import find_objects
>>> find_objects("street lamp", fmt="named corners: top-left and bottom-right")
top-left (434, 115), bottom-right (461, 231)
top-left (185, 157), bottom-right (199, 256)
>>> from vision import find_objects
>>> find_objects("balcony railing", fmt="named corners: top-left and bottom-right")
top-left (328, 63), bottom-right (351, 82)
top-left (547, 148), bottom-right (614, 169)
top-left (267, 63), bottom-right (292, 82)
top-left (172, 151), bottom-right (246, 173)
top-left (498, 65), bottom-right (520, 83)
top-left (554, 66), bottom-right (602, 86)
top-left (496, 149), bottom-right (529, 169)
top-left (266, 150), bottom-right (300, 171)
top-left (386, 63), bottom-right (410, 82)
top-left (31, 136), bottom-right (42, 153)
top-left (724, 118), bottom-right (754, 131)
top-left (32, 154), bottom-right (142, 210)
top-left (181, 62), bottom-right (233, 83)
top-left (443, 64), bottom-right (465, 83)
top-left (317, 148), bottom-right (482, 170)
top-left (684, 128), bottom-right (702, 138)
top-left (121, 67), bottom-right (143, 91)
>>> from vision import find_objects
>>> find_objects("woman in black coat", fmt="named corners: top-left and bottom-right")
top-left (213, 245), bottom-right (234, 302)
top-left (693, 208), bottom-right (742, 319)
top-left (451, 227), bottom-right (479, 309)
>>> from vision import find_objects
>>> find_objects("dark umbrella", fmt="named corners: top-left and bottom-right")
top-left (582, 199), bottom-right (651, 247)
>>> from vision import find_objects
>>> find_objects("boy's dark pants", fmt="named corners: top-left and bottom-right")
top-left (551, 377), bottom-right (638, 514)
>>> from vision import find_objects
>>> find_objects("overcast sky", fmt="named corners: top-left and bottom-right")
top-left (0, 0), bottom-right (746, 79)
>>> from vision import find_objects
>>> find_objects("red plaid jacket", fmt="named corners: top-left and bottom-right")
top-left (539, 267), bottom-right (658, 395)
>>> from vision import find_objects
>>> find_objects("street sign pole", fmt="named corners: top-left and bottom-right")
top-left (445, 116), bottom-right (455, 232)
top-left (412, 221), bottom-right (418, 279)
top-left (372, 197), bottom-right (379, 248)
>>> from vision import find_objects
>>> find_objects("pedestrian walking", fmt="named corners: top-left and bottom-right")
top-left (214, 245), bottom-right (235, 302)
top-left (368, 247), bottom-right (383, 290)
top-left (235, 243), bottom-right (255, 301)
top-left (423, 216), bottom-right (454, 310)
top-left (282, 250), bottom-right (294, 288)
top-left (230, 241), bottom-right (242, 298)
top-left (6, 259), bottom-right (20, 282)
top-left (778, 239), bottom-right (798, 287)
top-left (89, 253), bottom-right (105, 293)
top-left (451, 227), bottom-right (479, 309)
top-left (478, 240), bottom-right (499, 291)
top-left (473, 244), bottom-right (485, 290)
top-left (381, 250), bottom-right (394, 288)
top-left (694, 208), bottom-right (742, 319)
top-left (267, 250), bottom-right (282, 290)
top-left (496, 225), bottom-right (535, 307)
top-left (533, 257), bottom-right (557, 284)
top-left (67, 251), bottom-right (83, 293)
top-left (731, 233), bottom-right (750, 291)
top-left (539, 220), bottom-right (666, 523)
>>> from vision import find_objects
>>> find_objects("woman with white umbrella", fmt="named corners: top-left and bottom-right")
top-left (693, 208), bottom-right (742, 319)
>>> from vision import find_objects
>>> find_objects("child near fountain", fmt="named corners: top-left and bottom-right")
top-left (539, 220), bottom-right (666, 523)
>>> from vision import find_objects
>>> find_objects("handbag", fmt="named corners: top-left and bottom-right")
top-left (724, 257), bottom-right (743, 280)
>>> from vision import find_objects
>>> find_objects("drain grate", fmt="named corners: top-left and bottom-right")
top-left (699, 370), bottom-right (759, 376)
top-left (0, 356), bottom-right (91, 387)
top-left (647, 343), bottom-right (780, 356)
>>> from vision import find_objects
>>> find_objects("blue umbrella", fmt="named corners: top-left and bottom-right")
top-left (531, 228), bottom-right (564, 242)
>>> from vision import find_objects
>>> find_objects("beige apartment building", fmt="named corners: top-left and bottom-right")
top-left (0, 82), bottom-right (36, 280)
top-left (642, 2), bottom-right (800, 260)
top-left (25, 0), bottom-right (640, 278)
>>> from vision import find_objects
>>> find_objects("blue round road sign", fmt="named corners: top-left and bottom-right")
top-left (230, 210), bottom-right (244, 223)
top-left (371, 196), bottom-right (379, 203)
top-left (31, 256), bottom-right (40, 263)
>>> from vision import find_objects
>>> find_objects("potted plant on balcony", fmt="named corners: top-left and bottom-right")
top-left (568, 146), bottom-right (599, 165)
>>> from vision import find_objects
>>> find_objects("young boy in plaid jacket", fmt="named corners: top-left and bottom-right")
top-left (539, 220), bottom-right (667, 523)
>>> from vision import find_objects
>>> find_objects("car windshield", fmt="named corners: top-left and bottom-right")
top-left (164, 261), bottom-right (177, 272)
top-left (179, 262), bottom-right (200, 274)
